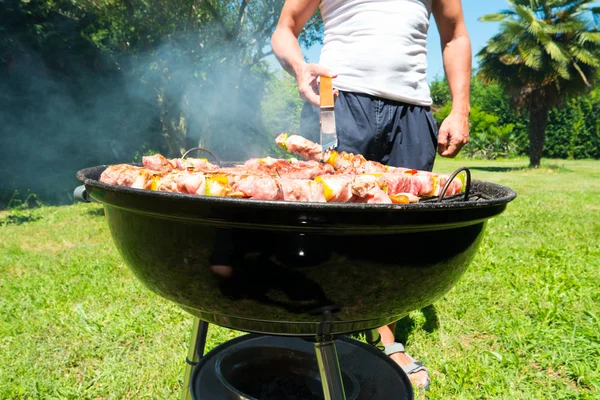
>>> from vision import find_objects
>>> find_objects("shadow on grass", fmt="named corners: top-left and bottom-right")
top-left (85, 207), bottom-right (105, 217)
top-left (468, 164), bottom-right (573, 173)
top-left (394, 304), bottom-right (439, 344)
top-left (468, 166), bottom-right (525, 173)
top-left (0, 211), bottom-right (42, 226)
top-left (349, 305), bottom-right (440, 346)
top-left (541, 164), bottom-right (573, 173)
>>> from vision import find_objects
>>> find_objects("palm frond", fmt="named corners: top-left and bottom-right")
top-left (517, 17), bottom-right (554, 46)
top-left (541, 38), bottom-right (570, 63)
top-left (528, 19), bottom-right (544, 35)
top-left (484, 34), bottom-right (515, 54)
top-left (570, 46), bottom-right (600, 66)
top-left (559, 0), bottom-right (596, 19)
top-left (546, 21), bottom-right (583, 35)
top-left (545, 0), bottom-right (567, 6)
top-left (578, 31), bottom-right (600, 44)
top-left (518, 44), bottom-right (543, 69)
top-left (479, 13), bottom-right (509, 22)
top-left (508, 0), bottom-right (533, 9)
top-left (553, 61), bottom-right (572, 80)
top-left (500, 53), bottom-right (523, 66)
top-left (514, 4), bottom-right (537, 23)
top-left (502, 20), bottom-right (529, 43)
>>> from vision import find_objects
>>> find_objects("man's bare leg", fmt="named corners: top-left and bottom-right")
top-left (378, 323), bottom-right (429, 388)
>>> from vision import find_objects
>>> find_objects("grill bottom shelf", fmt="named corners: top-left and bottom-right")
top-left (191, 334), bottom-right (414, 400)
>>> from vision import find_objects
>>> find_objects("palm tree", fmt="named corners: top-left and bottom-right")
top-left (478, 0), bottom-right (600, 167)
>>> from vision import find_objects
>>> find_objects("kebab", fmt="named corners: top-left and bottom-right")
top-left (142, 154), bottom-right (221, 172)
top-left (100, 161), bottom-right (459, 203)
top-left (275, 133), bottom-right (463, 196)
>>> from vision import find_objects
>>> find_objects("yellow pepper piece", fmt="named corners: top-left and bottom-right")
top-left (456, 173), bottom-right (466, 193)
top-left (429, 176), bottom-right (439, 197)
top-left (325, 151), bottom-right (338, 166)
top-left (314, 176), bottom-right (334, 201)
top-left (390, 194), bottom-right (410, 204)
top-left (205, 175), bottom-right (229, 196)
top-left (276, 133), bottom-right (289, 151)
top-left (150, 176), bottom-right (159, 191)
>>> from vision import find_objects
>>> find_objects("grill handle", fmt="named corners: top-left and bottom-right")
top-left (437, 167), bottom-right (471, 202)
top-left (73, 185), bottom-right (98, 203)
top-left (182, 147), bottom-right (221, 166)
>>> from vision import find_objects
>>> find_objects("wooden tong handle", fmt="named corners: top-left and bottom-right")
top-left (320, 77), bottom-right (334, 108)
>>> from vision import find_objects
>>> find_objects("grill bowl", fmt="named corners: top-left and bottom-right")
top-left (77, 165), bottom-right (516, 336)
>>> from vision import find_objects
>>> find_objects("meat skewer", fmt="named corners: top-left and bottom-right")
top-left (275, 133), bottom-right (463, 196)
top-left (100, 164), bottom-right (424, 204)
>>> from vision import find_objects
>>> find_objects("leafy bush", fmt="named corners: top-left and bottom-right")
top-left (434, 104), bottom-right (520, 159)
top-left (5, 190), bottom-right (42, 210)
top-left (132, 148), bottom-right (160, 164)
top-left (432, 76), bottom-right (530, 160)
top-left (545, 91), bottom-right (600, 160)
top-left (1, 190), bottom-right (43, 224)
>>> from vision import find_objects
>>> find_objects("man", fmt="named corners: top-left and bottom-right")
top-left (271, 0), bottom-right (471, 389)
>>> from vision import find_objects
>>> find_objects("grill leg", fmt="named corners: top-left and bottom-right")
top-left (314, 339), bottom-right (347, 400)
top-left (181, 318), bottom-right (209, 400)
top-left (365, 328), bottom-right (383, 348)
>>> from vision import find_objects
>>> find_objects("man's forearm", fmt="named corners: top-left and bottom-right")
top-left (271, 28), bottom-right (307, 78)
top-left (271, 0), bottom-right (332, 105)
top-left (442, 34), bottom-right (471, 116)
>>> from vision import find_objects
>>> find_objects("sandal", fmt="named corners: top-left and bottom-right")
top-left (384, 342), bottom-right (430, 390)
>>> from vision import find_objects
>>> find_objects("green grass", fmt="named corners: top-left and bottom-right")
top-left (1, 158), bottom-right (599, 399)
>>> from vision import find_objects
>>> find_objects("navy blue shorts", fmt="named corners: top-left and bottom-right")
top-left (300, 91), bottom-right (439, 171)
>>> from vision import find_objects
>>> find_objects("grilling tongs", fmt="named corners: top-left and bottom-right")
top-left (319, 77), bottom-right (338, 156)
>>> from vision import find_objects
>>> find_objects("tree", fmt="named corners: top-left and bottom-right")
top-left (477, 0), bottom-right (600, 167)
top-left (75, 0), bottom-right (323, 159)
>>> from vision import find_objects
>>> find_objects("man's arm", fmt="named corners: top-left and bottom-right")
top-left (271, 0), bottom-right (336, 106)
top-left (432, 0), bottom-right (472, 157)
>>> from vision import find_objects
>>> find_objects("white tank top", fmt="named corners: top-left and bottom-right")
top-left (319, 0), bottom-right (433, 106)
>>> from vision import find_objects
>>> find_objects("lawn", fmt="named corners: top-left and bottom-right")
top-left (1, 158), bottom-right (599, 399)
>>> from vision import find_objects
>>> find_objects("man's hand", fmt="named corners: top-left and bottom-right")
top-left (296, 64), bottom-right (337, 106)
top-left (437, 111), bottom-right (469, 157)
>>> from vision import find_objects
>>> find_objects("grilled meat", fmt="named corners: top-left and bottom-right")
top-left (100, 165), bottom-right (151, 189)
top-left (242, 157), bottom-right (335, 179)
top-left (99, 134), bottom-right (464, 203)
top-left (142, 154), bottom-right (220, 172)
top-left (275, 133), bottom-right (322, 161)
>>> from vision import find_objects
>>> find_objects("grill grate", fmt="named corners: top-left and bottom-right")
top-left (420, 191), bottom-right (490, 203)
